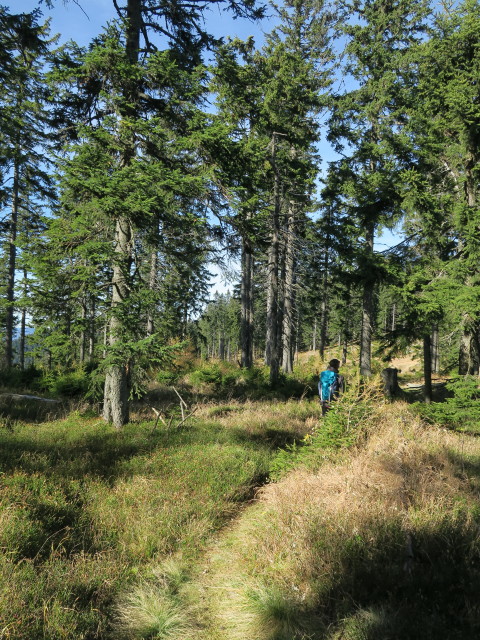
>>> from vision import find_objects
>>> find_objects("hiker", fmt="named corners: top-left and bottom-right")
top-left (319, 358), bottom-right (343, 415)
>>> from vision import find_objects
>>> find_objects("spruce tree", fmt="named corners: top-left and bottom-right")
top-left (0, 8), bottom-right (54, 368)
top-left (45, 0), bottom-right (265, 426)
top-left (212, 0), bottom-right (333, 381)
top-left (328, 0), bottom-right (429, 376)
top-left (406, 0), bottom-right (480, 374)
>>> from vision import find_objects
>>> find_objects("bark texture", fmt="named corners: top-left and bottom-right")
top-left (4, 157), bottom-right (19, 369)
top-left (240, 237), bottom-right (254, 368)
top-left (265, 134), bottom-right (282, 384)
top-left (102, 0), bottom-right (140, 427)
top-left (423, 333), bottom-right (433, 404)
top-left (281, 204), bottom-right (295, 374)
top-left (103, 216), bottom-right (133, 427)
top-left (360, 224), bottom-right (375, 377)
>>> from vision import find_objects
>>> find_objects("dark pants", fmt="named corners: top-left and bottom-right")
top-left (321, 400), bottom-right (331, 416)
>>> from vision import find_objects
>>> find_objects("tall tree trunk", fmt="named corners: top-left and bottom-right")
top-left (89, 295), bottom-right (95, 361)
top-left (103, 217), bottom-right (132, 427)
top-left (146, 249), bottom-right (158, 337)
top-left (292, 288), bottom-right (299, 366)
top-left (423, 333), bottom-right (432, 404)
top-left (20, 307), bottom-right (26, 370)
top-left (459, 315), bottom-right (480, 375)
top-left (319, 241), bottom-right (329, 361)
top-left (360, 223), bottom-right (375, 377)
top-left (79, 296), bottom-right (87, 363)
top-left (103, 321), bottom-right (108, 360)
top-left (240, 236), bottom-right (254, 368)
top-left (312, 316), bottom-right (317, 352)
top-left (282, 203), bottom-right (295, 374)
top-left (4, 157), bottom-right (19, 369)
top-left (319, 292), bottom-right (328, 361)
top-left (219, 334), bottom-right (225, 360)
top-left (459, 140), bottom-right (479, 375)
top-left (431, 324), bottom-right (439, 375)
top-left (342, 332), bottom-right (348, 365)
top-left (19, 269), bottom-right (27, 370)
top-left (103, 0), bottom-right (140, 427)
top-left (265, 133), bottom-right (282, 384)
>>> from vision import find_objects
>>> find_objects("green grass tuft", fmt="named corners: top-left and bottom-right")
top-left (114, 581), bottom-right (193, 639)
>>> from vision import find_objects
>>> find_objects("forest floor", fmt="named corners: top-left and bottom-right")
top-left (389, 353), bottom-right (421, 376)
top-left (188, 397), bottom-right (480, 640)
top-left (1, 362), bottom-right (479, 639)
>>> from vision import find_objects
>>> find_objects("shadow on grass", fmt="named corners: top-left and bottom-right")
top-left (249, 441), bottom-right (480, 640)
top-left (325, 518), bottom-right (480, 639)
top-left (0, 397), bottom-right (68, 423)
top-left (0, 397), bottom-right (289, 483)
top-left (399, 381), bottom-right (454, 404)
top-left (0, 421), bottom-right (213, 483)
top-left (265, 516), bottom-right (480, 640)
top-left (232, 426), bottom-right (300, 449)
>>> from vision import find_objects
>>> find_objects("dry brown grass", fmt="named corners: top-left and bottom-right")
top-left (196, 398), bottom-right (324, 443)
top-left (191, 401), bottom-right (480, 640)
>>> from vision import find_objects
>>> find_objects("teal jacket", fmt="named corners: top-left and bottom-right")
top-left (319, 369), bottom-right (338, 402)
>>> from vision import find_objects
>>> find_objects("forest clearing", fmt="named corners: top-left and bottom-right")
top-left (1, 0), bottom-right (480, 637)
top-left (1, 353), bottom-right (480, 639)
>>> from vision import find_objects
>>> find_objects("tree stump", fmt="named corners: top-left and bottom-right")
top-left (382, 367), bottom-right (402, 398)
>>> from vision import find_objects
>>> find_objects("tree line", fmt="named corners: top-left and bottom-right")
top-left (1, 0), bottom-right (479, 424)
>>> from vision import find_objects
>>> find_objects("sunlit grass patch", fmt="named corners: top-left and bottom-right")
top-left (196, 399), bottom-right (480, 640)
top-left (113, 557), bottom-right (196, 639)
top-left (0, 549), bottom-right (123, 639)
top-left (245, 583), bottom-right (322, 640)
top-left (85, 438), bottom-right (271, 561)
top-left (114, 583), bottom-right (193, 640)
top-left (198, 398), bottom-right (323, 443)
top-left (0, 403), bottom-right (290, 639)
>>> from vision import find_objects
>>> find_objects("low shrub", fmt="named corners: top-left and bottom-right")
top-left (51, 371), bottom-right (89, 397)
top-left (31, 368), bottom-right (90, 397)
top-left (0, 365), bottom-right (44, 389)
top-left (188, 363), bottom-right (225, 387)
top-left (270, 384), bottom-right (375, 479)
top-left (187, 362), bottom-right (254, 393)
top-left (156, 370), bottom-right (179, 385)
top-left (415, 376), bottom-right (480, 433)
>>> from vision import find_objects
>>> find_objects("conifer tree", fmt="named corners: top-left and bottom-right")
top-left (45, 0), bottom-right (265, 426)
top-left (406, 0), bottom-right (480, 374)
top-left (211, 36), bottom-right (271, 369)
top-left (0, 8), bottom-right (54, 368)
top-left (212, 0), bottom-right (333, 380)
top-left (328, 0), bottom-right (429, 376)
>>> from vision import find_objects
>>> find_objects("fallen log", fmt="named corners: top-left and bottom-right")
top-left (0, 393), bottom-right (60, 405)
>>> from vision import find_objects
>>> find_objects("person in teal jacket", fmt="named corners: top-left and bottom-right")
top-left (319, 358), bottom-right (343, 415)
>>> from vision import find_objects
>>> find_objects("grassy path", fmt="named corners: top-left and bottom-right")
top-left (0, 399), bottom-right (321, 639)
top-left (187, 400), bottom-right (480, 640)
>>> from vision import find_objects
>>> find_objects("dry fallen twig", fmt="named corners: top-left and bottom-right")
top-left (173, 386), bottom-right (188, 422)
